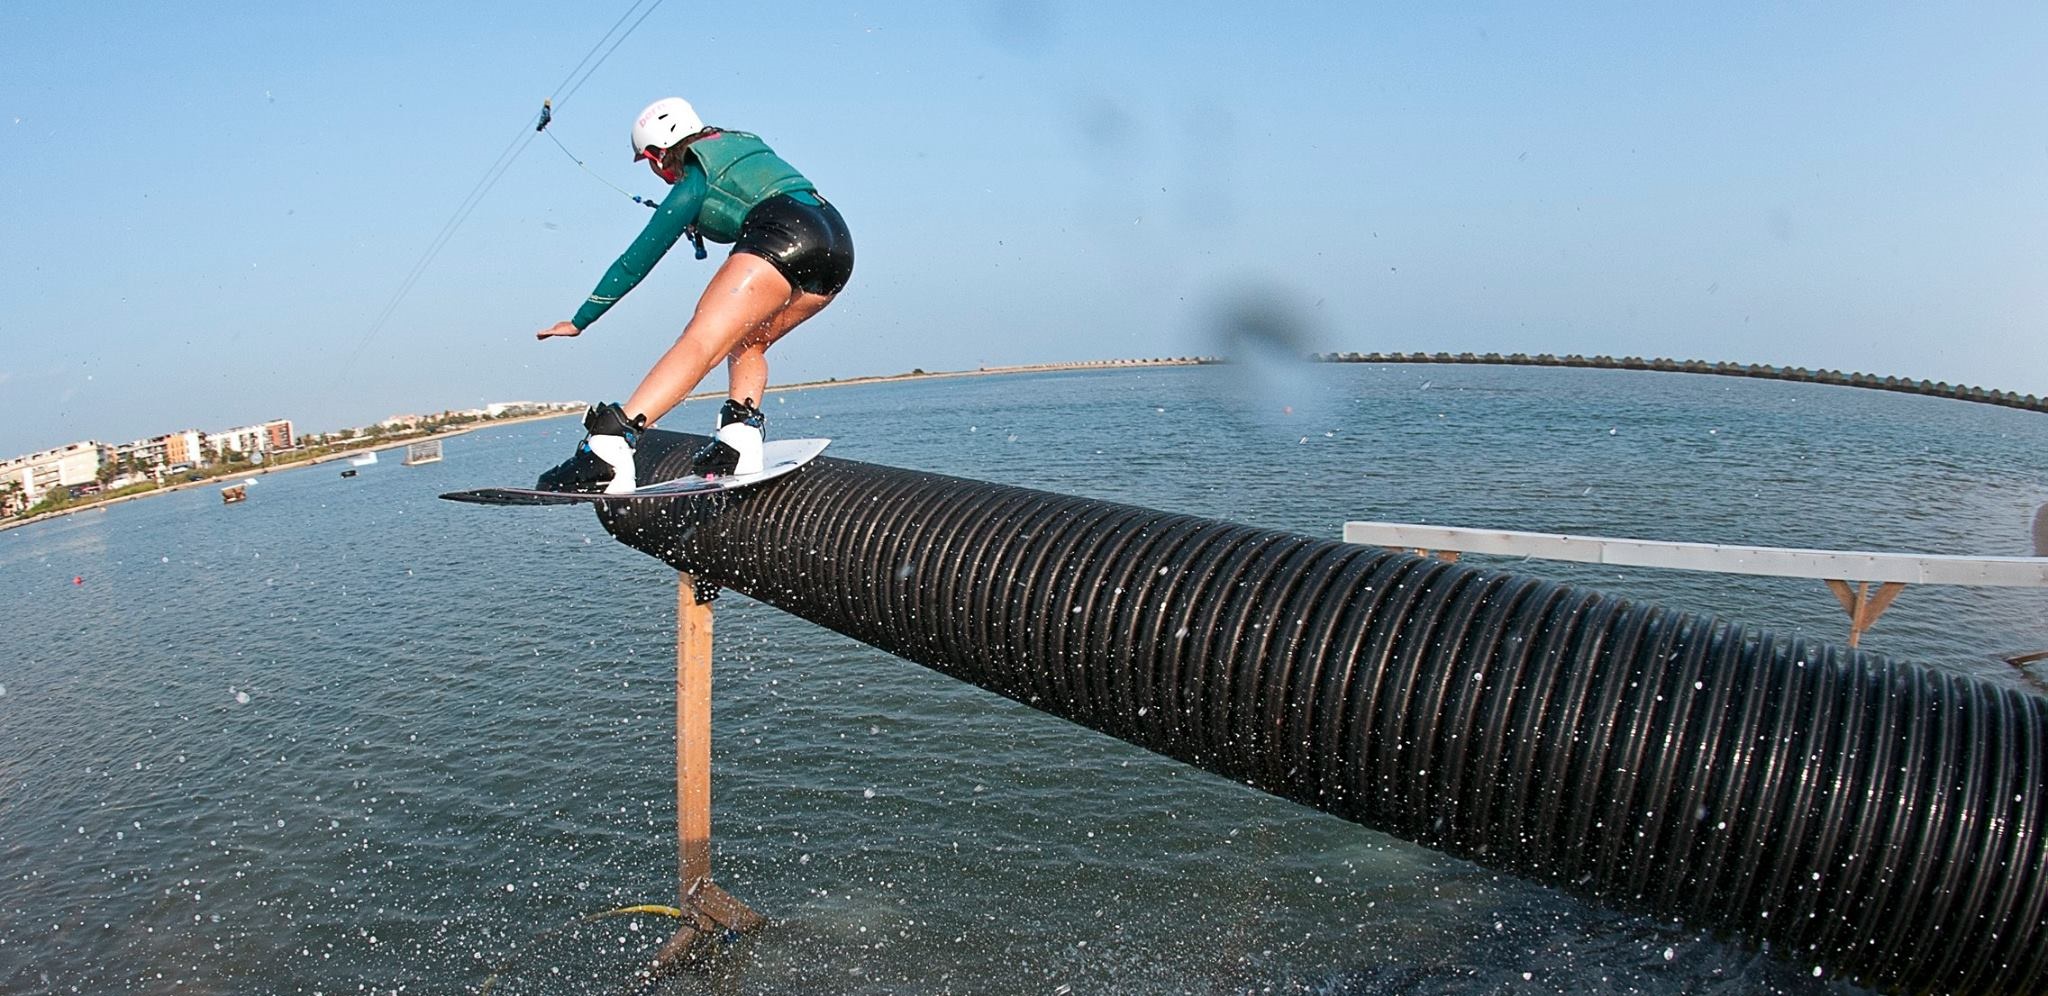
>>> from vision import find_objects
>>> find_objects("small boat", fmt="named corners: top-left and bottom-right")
top-left (348, 451), bottom-right (378, 467)
top-left (221, 484), bottom-right (248, 505)
top-left (340, 469), bottom-right (358, 478)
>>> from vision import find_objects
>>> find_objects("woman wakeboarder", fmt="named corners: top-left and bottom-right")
top-left (534, 96), bottom-right (853, 493)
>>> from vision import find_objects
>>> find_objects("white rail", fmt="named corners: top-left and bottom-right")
top-left (1341, 522), bottom-right (2048, 587)
top-left (1341, 520), bottom-right (2048, 650)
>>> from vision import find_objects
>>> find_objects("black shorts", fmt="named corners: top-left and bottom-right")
top-left (732, 193), bottom-right (854, 296)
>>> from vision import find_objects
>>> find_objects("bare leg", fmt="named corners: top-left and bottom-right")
top-left (725, 290), bottom-right (835, 405)
top-left (622, 254), bottom-right (793, 425)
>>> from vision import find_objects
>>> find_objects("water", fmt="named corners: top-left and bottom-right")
top-left (3, 363), bottom-right (2044, 994)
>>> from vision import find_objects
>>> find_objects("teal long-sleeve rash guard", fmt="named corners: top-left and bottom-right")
top-left (569, 163), bottom-right (710, 331)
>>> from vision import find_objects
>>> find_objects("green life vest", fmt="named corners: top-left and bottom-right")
top-left (684, 130), bottom-right (816, 243)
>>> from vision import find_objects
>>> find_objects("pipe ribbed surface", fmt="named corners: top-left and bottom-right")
top-left (602, 430), bottom-right (2048, 994)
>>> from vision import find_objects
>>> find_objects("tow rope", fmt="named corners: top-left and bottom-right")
top-left (343, 0), bottom-right (675, 368)
top-left (535, 98), bottom-right (709, 259)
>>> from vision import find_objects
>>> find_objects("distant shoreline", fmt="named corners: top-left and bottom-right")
top-left (760, 356), bottom-right (1212, 396)
top-left (0, 409), bottom-right (580, 533)
top-left (0, 357), bottom-right (1212, 533)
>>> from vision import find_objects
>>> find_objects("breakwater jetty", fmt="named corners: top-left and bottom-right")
top-left (1315, 351), bottom-right (2046, 415)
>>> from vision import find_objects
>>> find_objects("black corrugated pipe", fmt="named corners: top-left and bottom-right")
top-left (599, 429), bottom-right (2048, 994)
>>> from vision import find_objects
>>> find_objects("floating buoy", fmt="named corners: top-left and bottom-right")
top-left (72, 576), bottom-right (83, 586)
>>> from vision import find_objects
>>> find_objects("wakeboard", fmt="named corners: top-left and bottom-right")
top-left (440, 437), bottom-right (829, 507)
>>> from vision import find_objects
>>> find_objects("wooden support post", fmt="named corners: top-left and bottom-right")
top-left (1825, 579), bottom-right (1907, 648)
top-left (1400, 547), bottom-right (1461, 563)
top-left (677, 571), bottom-right (713, 885)
top-left (653, 572), bottom-right (764, 970)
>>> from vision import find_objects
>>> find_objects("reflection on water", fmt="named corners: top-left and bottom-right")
top-left (3, 364), bottom-right (2042, 994)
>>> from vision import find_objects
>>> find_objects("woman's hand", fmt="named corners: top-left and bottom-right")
top-left (536, 321), bottom-right (581, 340)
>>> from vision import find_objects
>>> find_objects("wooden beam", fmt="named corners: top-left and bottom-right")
top-left (1862, 581), bottom-right (1906, 630)
top-left (1825, 578), bottom-right (1860, 617)
top-left (1822, 579), bottom-right (1910, 648)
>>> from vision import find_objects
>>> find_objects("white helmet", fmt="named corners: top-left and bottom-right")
top-left (631, 97), bottom-right (704, 160)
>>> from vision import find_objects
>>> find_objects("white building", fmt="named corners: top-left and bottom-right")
top-left (0, 441), bottom-right (109, 504)
top-left (204, 419), bottom-right (295, 461)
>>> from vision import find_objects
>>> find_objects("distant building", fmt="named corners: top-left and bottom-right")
top-left (206, 419), bottom-right (295, 461)
top-left (126, 429), bottom-right (203, 471)
top-left (484, 401), bottom-right (567, 418)
top-left (0, 440), bottom-right (109, 505)
top-left (0, 417), bottom-right (300, 511)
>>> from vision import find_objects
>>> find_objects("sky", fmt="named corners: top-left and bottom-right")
top-left (3, 2), bottom-right (2045, 457)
